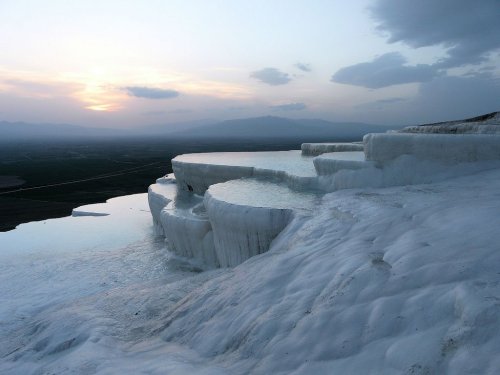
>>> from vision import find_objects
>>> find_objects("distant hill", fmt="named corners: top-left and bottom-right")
top-left (135, 119), bottom-right (218, 135)
top-left (168, 116), bottom-right (397, 140)
top-left (0, 116), bottom-right (399, 142)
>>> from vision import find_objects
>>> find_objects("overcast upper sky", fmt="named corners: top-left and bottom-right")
top-left (0, 0), bottom-right (498, 128)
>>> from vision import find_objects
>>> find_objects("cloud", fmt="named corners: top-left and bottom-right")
top-left (270, 102), bottom-right (307, 111)
top-left (250, 68), bottom-right (291, 85)
top-left (124, 86), bottom-right (180, 99)
top-left (370, 0), bottom-right (500, 68)
top-left (331, 52), bottom-right (437, 88)
top-left (295, 63), bottom-right (311, 72)
top-left (356, 97), bottom-right (408, 111)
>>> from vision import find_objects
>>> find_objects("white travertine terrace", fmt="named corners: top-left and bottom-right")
top-left (205, 179), bottom-right (320, 267)
top-left (312, 151), bottom-right (368, 175)
top-left (147, 179), bottom-right (177, 235)
top-left (172, 150), bottom-right (317, 194)
top-left (149, 132), bottom-right (500, 268)
top-left (364, 133), bottom-right (500, 163)
top-left (301, 142), bottom-right (364, 156)
top-left (160, 191), bottom-right (218, 267)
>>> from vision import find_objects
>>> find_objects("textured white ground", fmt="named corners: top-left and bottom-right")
top-left (2, 168), bottom-right (500, 374)
top-left (0, 195), bottom-right (228, 374)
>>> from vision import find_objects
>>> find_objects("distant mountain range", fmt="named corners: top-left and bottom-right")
top-left (166, 116), bottom-right (396, 140)
top-left (0, 116), bottom-right (399, 142)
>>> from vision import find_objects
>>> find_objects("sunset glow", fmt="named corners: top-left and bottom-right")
top-left (0, 0), bottom-right (498, 127)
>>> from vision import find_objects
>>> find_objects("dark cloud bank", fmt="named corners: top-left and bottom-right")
top-left (332, 52), bottom-right (437, 89)
top-left (332, 0), bottom-right (500, 119)
top-left (371, 0), bottom-right (500, 68)
top-left (332, 0), bottom-right (500, 89)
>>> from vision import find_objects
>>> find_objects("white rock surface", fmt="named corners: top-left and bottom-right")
top-left (160, 191), bottom-right (218, 268)
top-left (0, 194), bottom-right (228, 375)
top-left (161, 151), bottom-right (321, 268)
top-left (148, 180), bottom-right (178, 235)
top-left (318, 155), bottom-right (500, 192)
top-left (364, 133), bottom-right (500, 163)
top-left (3, 166), bottom-right (500, 374)
top-left (313, 151), bottom-right (369, 175)
top-left (301, 142), bottom-right (364, 156)
top-left (149, 166), bottom-right (321, 268)
top-left (204, 179), bottom-right (319, 267)
top-left (172, 150), bottom-right (317, 194)
top-left (159, 137), bottom-right (500, 268)
top-left (71, 209), bottom-right (109, 217)
top-left (159, 168), bottom-right (500, 374)
top-left (205, 192), bottom-right (293, 268)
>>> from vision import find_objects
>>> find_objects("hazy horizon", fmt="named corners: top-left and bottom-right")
top-left (1, 0), bottom-right (499, 130)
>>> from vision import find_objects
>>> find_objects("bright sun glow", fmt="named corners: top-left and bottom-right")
top-left (64, 68), bottom-right (125, 112)
top-left (85, 103), bottom-right (117, 111)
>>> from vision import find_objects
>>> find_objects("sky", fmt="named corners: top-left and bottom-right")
top-left (0, 0), bottom-right (499, 128)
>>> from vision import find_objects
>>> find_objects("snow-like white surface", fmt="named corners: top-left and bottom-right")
top-left (205, 179), bottom-right (320, 267)
top-left (150, 175), bottom-right (321, 268)
top-left (148, 180), bottom-right (178, 235)
top-left (0, 194), bottom-right (230, 374)
top-left (301, 142), bottom-right (364, 156)
top-left (173, 150), bottom-right (317, 194)
top-left (148, 175), bottom-right (219, 267)
top-left (155, 142), bottom-right (500, 269)
top-left (160, 190), bottom-right (219, 268)
top-left (318, 155), bottom-right (500, 192)
top-left (4, 168), bottom-right (500, 373)
top-left (313, 151), bottom-right (368, 175)
top-left (364, 133), bottom-right (500, 163)
top-left (160, 168), bottom-right (500, 374)
top-left (71, 209), bottom-right (109, 217)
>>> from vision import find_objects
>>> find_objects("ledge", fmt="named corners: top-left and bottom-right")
top-left (301, 142), bottom-right (363, 156)
top-left (364, 133), bottom-right (500, 163)
top-left (205, 178), bottom-right (319, 267)
top-left (172, 150), bottom-right (317, 194)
